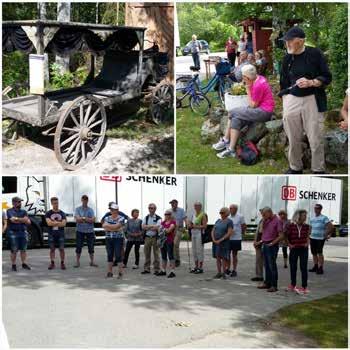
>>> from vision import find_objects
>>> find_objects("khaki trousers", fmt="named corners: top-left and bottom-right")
top-left (283, 94), bottom-right (325, 172)
top-left (255, 246), bottom-right (264, 278)
top-left (144, 237), bottom-right (160, 272)
top-left (173, 229), bottom-right (184, 261)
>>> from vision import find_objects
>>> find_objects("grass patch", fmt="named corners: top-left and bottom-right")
top-left (273, 292), bottom-right (348, 348)
top-left (176, 91), bottom-right (347, 174)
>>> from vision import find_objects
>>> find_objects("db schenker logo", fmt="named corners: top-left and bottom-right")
top-left (281, 186), bottom-right (297, 200)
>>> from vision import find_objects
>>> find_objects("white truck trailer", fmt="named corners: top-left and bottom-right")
top-left (2, 175), bottom-right (343, 248)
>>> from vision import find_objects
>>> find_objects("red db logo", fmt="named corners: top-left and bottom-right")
top-left (100, 176), bottom-right (122, 182)
top-left (281, 186), bottom-right (297, 200)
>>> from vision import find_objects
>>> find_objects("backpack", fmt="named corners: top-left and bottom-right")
top-left (188, 213), bottom-right (212, 244)
top-left (236, 140), bottom-right (259, 166)
top-left (143, 214), bottom-right (162, 241)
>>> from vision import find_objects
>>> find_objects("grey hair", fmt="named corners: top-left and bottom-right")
top-left (241, 64), bottom-right (257, 80)
top-left (292, 209), bottom-right (307, 223)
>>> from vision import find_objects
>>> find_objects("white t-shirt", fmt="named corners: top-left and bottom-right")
top-left (142, 214), bottom-right (161, 237)
top-left (229, 213), bottom-right (246, 240)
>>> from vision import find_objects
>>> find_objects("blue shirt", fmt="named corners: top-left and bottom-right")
top-left (6, 208), bottom-right (28, 236)
top-left (75, 206), bottom-right (95, 233)
top-left (46, 210), bottom-right (66, 235)
top-left (310, 214), bottom-right (330, 240)
top-left (101, 211), bottom-right (129, 222)
top-left (104, 215), bottom-right (126, 238)
top-left (213, 219), bottom-right (233, 241)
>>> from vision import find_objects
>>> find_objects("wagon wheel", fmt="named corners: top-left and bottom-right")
top-left (54, 95), bottom-right (107, 170)
top-left (150, 81), bottom-right (174, 124)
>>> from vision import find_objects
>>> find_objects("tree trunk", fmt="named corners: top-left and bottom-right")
top-left (55, 2), bottom-right (71, 74)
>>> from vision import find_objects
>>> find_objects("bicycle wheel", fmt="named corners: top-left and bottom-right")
top-left (190, 93), bottom-right (211, 116)
top-left (176, 76), bottom-right (193, 108)
top-left (218, 76), bottom-right (232, 105)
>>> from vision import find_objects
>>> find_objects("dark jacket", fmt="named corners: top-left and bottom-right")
top-left (280, 46), bottom-right (332, 112)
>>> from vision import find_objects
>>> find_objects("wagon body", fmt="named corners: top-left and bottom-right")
top-left (2, 20), bottom-right (173, 169)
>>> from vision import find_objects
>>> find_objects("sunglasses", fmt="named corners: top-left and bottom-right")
top-left (219, 211), bottom-right (225, 214)
top-left (165, 213), bottom-right (171, 215)
top-left (149, 207), bottom-right (155, 209)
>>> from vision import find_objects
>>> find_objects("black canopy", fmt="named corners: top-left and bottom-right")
top-left (3, 20), bottom-right (146, 55)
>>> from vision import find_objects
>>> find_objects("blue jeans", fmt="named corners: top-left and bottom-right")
top-left (192, 52), bottom-right (200, 69)
top-left (8, 231), bottom-right (27, 252)
top-left (106, 237), bottom-right (124, 263)
top-left (262, 244), bottom-right (279, 288)
top-left (161, 242), bottom-right (174, 263)
top-left (48, 232), bottom-right (65, 250)
top-left (75, 231), bottom-right (95, 255)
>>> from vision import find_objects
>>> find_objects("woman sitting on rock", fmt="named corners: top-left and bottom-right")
top-left (212, 64), bottom-right (275, 158)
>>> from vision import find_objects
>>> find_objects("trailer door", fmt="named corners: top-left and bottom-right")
top-left (205, 176), bottom-right (225, 224)
top-left (240, 177), bottom-right (258, 224)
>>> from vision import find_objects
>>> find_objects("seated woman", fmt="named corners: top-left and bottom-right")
top-left (255, 50), bottom-right (268, 75)
top-left (212, 64), bottom-right (275, 158)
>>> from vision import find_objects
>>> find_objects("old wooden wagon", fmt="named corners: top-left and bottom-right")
top-left (2, 20), bottom-right (173, 170)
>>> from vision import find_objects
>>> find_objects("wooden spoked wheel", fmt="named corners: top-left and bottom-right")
top-left (54, 95), bottom-right (107, 170)
top-left (150, 81), bottom-right (174, 124)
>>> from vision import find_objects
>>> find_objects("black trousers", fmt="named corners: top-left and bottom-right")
top-left (123, 241), bottom-right (141, 266)
top-left (289, 247), bottom-right (308, 288)
top-left (227, 52), bottom-right (236, 67)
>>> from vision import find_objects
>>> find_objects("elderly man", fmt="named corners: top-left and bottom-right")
top-left (227, 204), bottom-right (246, 277)
top-left (279, 27), bottom-right (332, 174)
top-left (6, 197), bottom-right (31, 271)
top-left (257, 207), bottom-right (283, 292)
top-left (251, 209), bottom-right (264, 282)
top-left (232, 50), bottom-right (249, 82)
top-left (141, 203), bottom-right (161, 275)
top-left (169, 199), bottom-right (187, 267)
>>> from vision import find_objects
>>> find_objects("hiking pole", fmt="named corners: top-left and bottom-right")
top-left (186, 229), bottom-right (191, 272)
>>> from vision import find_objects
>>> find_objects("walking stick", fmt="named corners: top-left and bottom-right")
top-left (186, 229), bottom-right (191, 271)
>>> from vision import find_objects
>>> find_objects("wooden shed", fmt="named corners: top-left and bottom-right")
top-left (125, 2), bottom-right (174, 80)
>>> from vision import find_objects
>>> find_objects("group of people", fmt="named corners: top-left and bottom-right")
top-left (211, 26), bottom-right (348, 174)
top-left (4, 194), bottom-right (334, 294)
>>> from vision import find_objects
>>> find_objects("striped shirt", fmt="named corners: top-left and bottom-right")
top-left (286, 223), bottom-right (310, 247)
top-left (104, 215), bottom-right (126, 239)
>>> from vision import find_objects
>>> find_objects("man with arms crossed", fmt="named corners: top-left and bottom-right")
top-left (46, 197), bottom-right (67, 270)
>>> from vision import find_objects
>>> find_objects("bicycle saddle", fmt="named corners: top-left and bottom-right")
top-left (190, 66), bottom-right (200, 72)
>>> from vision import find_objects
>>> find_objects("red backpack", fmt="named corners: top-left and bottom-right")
top-left (236, 140), bottom-right (260, 165)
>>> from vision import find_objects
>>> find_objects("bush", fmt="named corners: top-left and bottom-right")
top-left (328, 5), bottom-right (348, 109)
top-left (2, 51), bottom-right (29, 97)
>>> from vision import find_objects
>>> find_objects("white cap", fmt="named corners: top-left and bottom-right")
top-left (110, 203), bottom-right (119, 210)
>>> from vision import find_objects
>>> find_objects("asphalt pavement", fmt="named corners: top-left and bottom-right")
top-left (2, 238), bottom-right (348, 348)
top-left (176, 52), bottom-right (227, 79)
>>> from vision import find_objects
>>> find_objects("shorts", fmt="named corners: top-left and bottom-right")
top-left (106, 237), bottom-right (124, 263)
top-left (212, 240), bottom-right (230, 260)
top-left (75, 231), bottom-right (95, 255)
top-left (48, 232), bottom-right (65, 250)
top-left (229, 240), bottom-right (242, 252)
top-left (229, 106), bottom-right (272, 130)
top-left (8, 231), bottom-right (28, 252)
top-left (161, 242), bottom-right (174, 263)
top-left (310, 238), bottom-right (325, 255)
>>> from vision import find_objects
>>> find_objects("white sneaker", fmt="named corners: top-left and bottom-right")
top-left (212, 138), bottom-right (229, 151)
top-left (132, 264), bottom-right (139, 269)
top-left (217, 148), bottom-right (236, 159)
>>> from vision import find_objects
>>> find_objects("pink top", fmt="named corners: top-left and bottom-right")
top-left (250, 75), bottom-right (275, 113)
top-left (161, 220), bottom-right (176, 243)
top-left (261, 215), bottom-right (282, 242)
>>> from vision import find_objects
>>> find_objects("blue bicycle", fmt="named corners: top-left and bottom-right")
top-left (176, 74), bottom-right (211, 116)
top-left (176, 59), bottom-right (234, 108)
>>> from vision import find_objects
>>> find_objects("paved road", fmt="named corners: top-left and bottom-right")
top-left (176, 52), bottom-right (227, 79)
top-left (2, 238), bottom-right (348, 348)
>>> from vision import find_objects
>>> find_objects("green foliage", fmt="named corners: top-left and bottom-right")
top-left (49, 63), bottom-right (88, 90)
top-left (2, 52), bottom-right (29, 97)
top-left (328, 5), bottom-right (348, 110)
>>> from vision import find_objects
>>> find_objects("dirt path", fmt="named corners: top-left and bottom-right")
top-left (2, 134), bottom-right (174, 174)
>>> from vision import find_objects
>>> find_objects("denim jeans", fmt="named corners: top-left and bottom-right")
top-left (75, 231), bottom-right (95, 255)
top-left (48, 232), bottom-right (65, 250)
top-left (106, 237), bottom-right (124, 263)
top-left (8, 231), bottom-right (28, 252)
top-left (123, 241), bottom-right (141, 266)
top-left (289, 247), bottom-right (308, 288)
top-left (192, 52), bottom-right (200, 69)
top-left (262, 244), bottom-right (279, 288)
